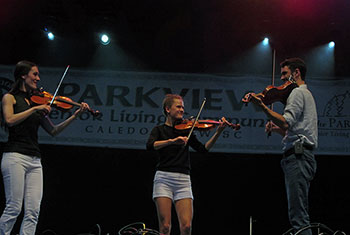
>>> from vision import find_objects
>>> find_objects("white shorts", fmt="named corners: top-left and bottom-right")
top-left (153, 170), bottom-right (194, 202)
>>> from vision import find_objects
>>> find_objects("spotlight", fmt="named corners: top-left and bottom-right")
top-left (100, 34), bottom-right (110, 45)
top-left (44, 27), bottom-right (54, 40)
top-left (262, 37), bottom-right (269, 46)
top-left (47, 32), bottom-right (55, 40)
top-left (328, 41), bottom-right (335, 48)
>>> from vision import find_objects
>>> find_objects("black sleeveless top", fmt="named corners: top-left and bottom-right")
top-left (3, 91), bottom-right (42, 157)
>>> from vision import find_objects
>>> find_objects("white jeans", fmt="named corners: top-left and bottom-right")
top-left (0, 152), bottom-right (43, 235)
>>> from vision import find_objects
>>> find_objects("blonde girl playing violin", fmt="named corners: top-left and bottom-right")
top-left (146, 94), bottom-right (229, 235)
top-left (0, 61), bottom-right (90, 235)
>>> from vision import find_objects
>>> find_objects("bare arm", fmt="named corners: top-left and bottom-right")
top-left (205, 117), bottom-right (228, 150)
top-left (40, 112), bottom-right (77, 137)
top-left (40, 102), bottom-right (90, 137)
top-left (2, 93), bottom-right (51, 127)
top-left (205, 129), bottom-right (223, 150)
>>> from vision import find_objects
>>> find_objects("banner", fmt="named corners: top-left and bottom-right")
top-left (1, 65), bottom-right (349, 155)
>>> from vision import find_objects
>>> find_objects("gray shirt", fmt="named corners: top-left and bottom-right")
top-left (282, 84), bottom-right (318, 151)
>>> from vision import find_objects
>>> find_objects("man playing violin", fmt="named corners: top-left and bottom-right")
top-left (146, 94), bottom-right (229, 235)
top-left (243, 58), bottom-right (318, 235)
top-left (0, 61), bottom-right (90, 235)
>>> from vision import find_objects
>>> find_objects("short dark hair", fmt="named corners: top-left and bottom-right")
top-left (280, 58), bottom-right (307, 80)
top-left (162, 94), bottom-right (183, 116)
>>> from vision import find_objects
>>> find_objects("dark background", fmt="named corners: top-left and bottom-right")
top-left (0, 144), bottom-right (349, 235)
top-left (1, 0), bottom-right (350, 76)
top-left (1, 0), bottom-right (350, 234)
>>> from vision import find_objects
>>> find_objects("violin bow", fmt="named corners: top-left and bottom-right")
top-left (184, 97), bottom-right (206, 147)
top-left (267, 49), bottom-right (276, 137)
top-left (49, 65), bottom-right (70, 106)
top-left (271, 49), bottom-right (276, 106)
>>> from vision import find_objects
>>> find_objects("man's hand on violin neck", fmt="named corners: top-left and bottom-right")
top-left (242, 93), bottom-right (253, 103)
top-left (243, 93), bottom-right (263, 107)
top-left (242, 92), bottom-right (261, 103)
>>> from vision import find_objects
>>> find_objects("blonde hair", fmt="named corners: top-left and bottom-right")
top-left (162, 94), bottom-right (183, 116)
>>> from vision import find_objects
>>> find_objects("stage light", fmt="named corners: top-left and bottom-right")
top-left (47, 32), bottom-right (55, 40)
top-left (44, 27), bottom-right (55, 40)
top-left (328, 41), bottom-right (335, 48)
top-left (305, 42), bottom-right (335, 77)
top-left (100, 34), bottom-right (110, 45)
top-left (262, 37), bottom-right (269, 46)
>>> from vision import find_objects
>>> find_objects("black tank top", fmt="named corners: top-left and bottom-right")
top-left (3, 91), bottom-right (42, 157)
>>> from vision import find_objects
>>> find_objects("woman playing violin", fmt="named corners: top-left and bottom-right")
top-left (146, 94), bottom-right (229, 235)
top-left (0, 61), bottom-right (90, 235)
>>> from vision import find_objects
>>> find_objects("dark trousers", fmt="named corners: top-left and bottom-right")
top-left (281, 149), bottom-right (317, 235)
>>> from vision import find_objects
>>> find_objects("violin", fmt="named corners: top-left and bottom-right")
top-left (242, 80), bottom-right (298, 105)
top-left (30, 88), bottom-right (101, 117)
top-left (174, 118), bottom-right (240, 131)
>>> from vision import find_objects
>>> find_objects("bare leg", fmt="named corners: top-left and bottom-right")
top-left (155, 197), bottom-right (172, 235)
top-left (175, 198), bottom-right (193, 235)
